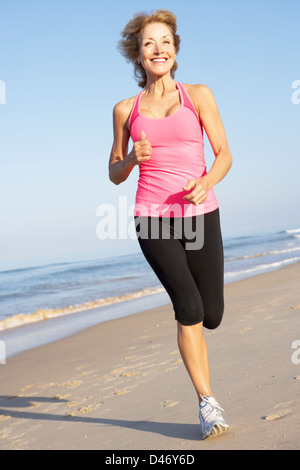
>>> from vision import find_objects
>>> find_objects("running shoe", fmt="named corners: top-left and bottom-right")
top-left (199, 395), bottom-right (229, 439)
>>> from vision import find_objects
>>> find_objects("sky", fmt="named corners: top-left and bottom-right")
top-left (0, 0), bottom-right (299, 270)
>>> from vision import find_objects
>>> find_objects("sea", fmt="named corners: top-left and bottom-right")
top-left (1, 226), bottom-right (300, 358)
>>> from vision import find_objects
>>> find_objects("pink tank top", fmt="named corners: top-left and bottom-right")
top-left (128, 82), bottom-right (218, 217)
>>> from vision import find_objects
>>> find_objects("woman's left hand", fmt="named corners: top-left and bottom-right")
top-left (182, 178), bottom-right (209, 205)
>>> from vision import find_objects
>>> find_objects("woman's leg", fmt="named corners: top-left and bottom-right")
top-left (135, 212), bottom-right (228, 437)
top-left (177, 321), bottom-right (213, 404)
top-left (135, 216), bottom-right (215, 403)
top-left (185, 209), bottom-right (224, 330)
top-left (176, 209), bottom-right (224, 402)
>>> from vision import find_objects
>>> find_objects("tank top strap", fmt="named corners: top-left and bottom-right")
top-left (129, 83), bottom-right (200, 129)
top-left (177, 82), bottom-right (200, 121)
top-left (128, 91), bottom-right (143, 130)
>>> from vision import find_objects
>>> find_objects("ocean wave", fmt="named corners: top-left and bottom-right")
top-left (0, 286), bottom-right (165, 332)
top-left (226, 246), bottom-right (300, 262)
top-left (285, 228), bottom-right (300, 234)
top-left (225, 256), bottom-right (300, 279)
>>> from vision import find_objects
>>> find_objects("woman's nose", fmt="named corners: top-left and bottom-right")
top-left (153, 43), bottom-right (164, 55)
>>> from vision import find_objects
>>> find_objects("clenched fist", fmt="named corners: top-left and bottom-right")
top-left (183, 178), bottom-right (208, 205)
top-left (130, 131), bottom-right (152, 165)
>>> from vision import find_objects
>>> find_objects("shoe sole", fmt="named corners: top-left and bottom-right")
top-left (208, 423), bottom-right (229, 438)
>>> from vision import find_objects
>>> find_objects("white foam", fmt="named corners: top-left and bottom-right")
top-left (228, 246), bottom-right (300, 262)
top-left (286, 228), bottom-right (300, 234)
top-left (225, 256), bottom-right (300, 280)
top-left (0, 286), bottom-right (165, 332)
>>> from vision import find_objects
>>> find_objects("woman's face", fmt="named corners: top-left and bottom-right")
top-left (138, 22), bottom-right (176, 79)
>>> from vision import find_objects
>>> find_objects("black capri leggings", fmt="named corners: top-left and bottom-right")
top-left (135, 208), bottom-right (224, 329)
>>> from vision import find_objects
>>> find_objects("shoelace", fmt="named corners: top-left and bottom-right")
top-left (200, 396), bottom-right (224, 421)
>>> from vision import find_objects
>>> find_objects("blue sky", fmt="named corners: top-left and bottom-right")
top-left (0, 0), bottom-right (299, 269)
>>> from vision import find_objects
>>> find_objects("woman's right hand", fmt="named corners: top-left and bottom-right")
top-left (129, 130), bottom-right (152, 165)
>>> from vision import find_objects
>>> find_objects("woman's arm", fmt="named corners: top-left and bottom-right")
top-left (109, 100), bottom-right (133, 185)
top-left (183, 84), bottom-right (232, 205)
top-left (109, 99), bottom-right (152, 185)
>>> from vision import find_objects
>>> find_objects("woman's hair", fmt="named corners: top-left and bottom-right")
top-left (118, 9), bottom-right (181, 88)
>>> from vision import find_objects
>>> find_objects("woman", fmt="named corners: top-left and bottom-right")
top-left (109, 9), bottom-right (232, 440)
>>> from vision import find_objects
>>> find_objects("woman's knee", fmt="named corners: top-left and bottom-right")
top-left (174, 298), bottom-right (204, 326)
top-left (203, 306), bottom-right (224, 330)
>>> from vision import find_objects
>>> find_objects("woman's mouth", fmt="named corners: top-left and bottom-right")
top-left (151, 58), bottom-right (167, 63)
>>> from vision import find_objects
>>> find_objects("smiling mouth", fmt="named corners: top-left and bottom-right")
top-left (151, 58), bottom-right (167, 63)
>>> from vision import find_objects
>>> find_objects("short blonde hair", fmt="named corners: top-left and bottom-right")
top-left (118, 9), bottom-right (181, 88)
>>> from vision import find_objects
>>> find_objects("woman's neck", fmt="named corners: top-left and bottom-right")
top-left (144, 74), bottom-right (176, 96)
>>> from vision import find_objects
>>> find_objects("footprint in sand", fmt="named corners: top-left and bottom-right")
top-left (262, 400), bottom-right (295, 421)
top-left (263, 410), bottom-right (291, 421)
top-left (58, 380), bottom-right (82, 388)
top-left (237, 327), bottom-right (253, 334)
top-left (114, 385), bottom-right (137, 396)
top-left (121, 372), bottom-right (140, 377)
top-left (64, 404), bottom-right (97, 417)
top-left (161, 400), bottom-right (179, 408)
top-left (173, 358), bottom-right (183, 364)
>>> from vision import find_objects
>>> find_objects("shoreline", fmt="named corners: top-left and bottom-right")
top-left (1, 260), bottom-right (300, 360)
top-left (0, 262), bottom-right (299, 450)
top-left (1, 291), bottom-right (170, 360)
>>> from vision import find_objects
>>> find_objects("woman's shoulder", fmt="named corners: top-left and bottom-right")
top-left (113, 95), bottom-right (138, 117)
top-left (180, 83), bottom-right (216, 111)
top-left (113, 94), bottom-right (140, 129)
top-left (181, 82), bottom-right (214, 99)
top-left (113, 95), bottom-right (138, 127)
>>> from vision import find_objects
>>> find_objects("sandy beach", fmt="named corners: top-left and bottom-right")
top-left (0, 262), bottom-right (299, 450)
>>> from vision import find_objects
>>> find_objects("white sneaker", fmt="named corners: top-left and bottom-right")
top-left (199, 396), bottom-right (229, 439)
